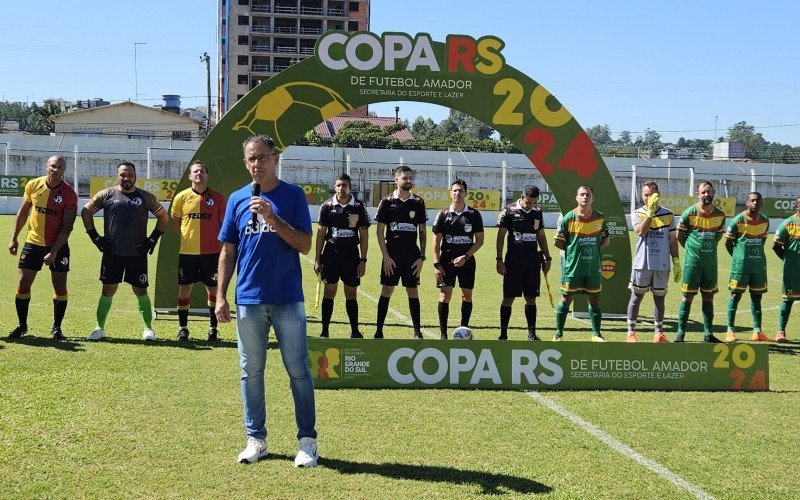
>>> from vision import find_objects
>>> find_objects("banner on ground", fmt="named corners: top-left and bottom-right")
top-left (762, 198), bottom-right (797, 218)
top-left (0, 175), bottom-right (31, 196)
top-left (657, 195), bottom-right (736, 217)
top-left (89, 177), bottom-right (179, 201)
top-left (510, 191), bottom-right (560, 212)
top-left (412, 187), bottom-right (501, 210)
top-left (308, 338), bottom-right (768, 391)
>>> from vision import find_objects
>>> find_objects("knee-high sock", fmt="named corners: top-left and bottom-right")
top-left (177, 297), bottom-right (191, 328)
top-left (588, 303), bottom-right (602, 335)
top-left (750, 294), bottom-right (763, 332)
top-left (627, 293), bottom-right (644, 332)
top-left (408, 297), bottom-right (421, 333)
top-left (321, 297), bottom-right (334, 334)
top-left (136, 294), bottom-right (153, 329)
top-left (345, 299), bottom-right (359, 334)
top-left (727, 294), bottom-right (741, 331)
top-left (499, 305), bottom-right (512, 338)
top-left (653, 294), bottom-right (666, 333)
top-left (677, 300), bottom-right (691, 335)
top-left (701, 300), bottom-right (714, 336)
top-left (438, 301), bottom-right (449, 335)
top-left (376, 295), bottom-right (390, 334)
top-left (460, 301), bottom-right (473, 327)
top-left (15, 286), bottom-right (31, 328)
top-left (779, 300), bottom-right (793, 331)
top-left (524, 304), bottom-right (537, 334)
top-left (207, 294), bottom-right (218, 328)
top-left (53, 288), bottom-right (68, 328)
top-left (96, 295), bottom-right (113, 329)
top-left (555, 301), bottom-right (569, 335)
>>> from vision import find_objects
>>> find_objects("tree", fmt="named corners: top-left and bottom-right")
top-left (411, 116), bottom-right (438, 140)
top-left (726, 121), bottom-right (767, 158)
top-left (586, 124), bottom-right (612, 146)
top-left (617, 130), bottom-right (632, 145)
top-left (439, 109), bottom-right (494, 139)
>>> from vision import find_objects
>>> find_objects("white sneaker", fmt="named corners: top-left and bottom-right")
top-left (237, 437), bottom-right (268, 463)
top-left (294, 437), bottom-right (318, 467)
top-left (142, 328), bottom-right (156, 342)
top-left (87, 327), bottom-right (106, 341)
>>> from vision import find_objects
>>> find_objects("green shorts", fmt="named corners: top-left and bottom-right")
top-left (782, 273), bottom-right (800, 300)
top-left (681, 265), bottom-right (717, 295)
top-left (561, 273), bottom-right (602, 296)
top-left (729, 272), bottom-right (767, 294)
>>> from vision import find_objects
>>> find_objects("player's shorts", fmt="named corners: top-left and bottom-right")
top-left (782, 272), bottom-right (800, 301)
top-left (729, 272), bottom-right (767, 294)
top-left (436, 254), bottom-right (476, 289)
top-left (101, 253), bottom-right (149, 287)
top-left (178, 253), bottom-right (220, 287)
top-left (629, 269), bottom-right (669, 296)
top-left (321, 245), bottom-right (360, 287)
top-left (561, 273), bottom-right (602, 296)
top-left (18, 242), bottom-right (70, 272)
top-left (503, 257), bottom-right (541, 298)
top-left (681, 265), bottom-right (717, 295)
top-left (380, 243), bottom-right (421, 288)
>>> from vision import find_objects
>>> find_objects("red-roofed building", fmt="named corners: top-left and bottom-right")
top-left (314, 116), bottom-right (414, 141)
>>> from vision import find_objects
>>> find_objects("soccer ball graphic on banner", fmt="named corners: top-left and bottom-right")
top-left (452, 326), bottom-right (473, 340)
top-left (233, 81), bottom-right (351, 149)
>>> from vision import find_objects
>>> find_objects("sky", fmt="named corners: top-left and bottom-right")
top-left (2, 1), bottom-right (799, 145)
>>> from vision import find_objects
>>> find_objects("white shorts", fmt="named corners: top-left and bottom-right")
top-left (629, 269), bottom-right (669, 296)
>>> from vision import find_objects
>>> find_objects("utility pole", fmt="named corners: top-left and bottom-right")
top-left (200, 52), bottom-right (211, 132)
top-left (134, 42), bottom-right (147, 102)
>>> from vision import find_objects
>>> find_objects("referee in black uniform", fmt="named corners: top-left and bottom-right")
top-left (496, 185), bottom-right (552, 340)
top-left (375, 165), bottom-right (427, 339)
top-left (314, 173), bottom-right (370, 338)
top-left (432, 180), bottom-right (484, 339)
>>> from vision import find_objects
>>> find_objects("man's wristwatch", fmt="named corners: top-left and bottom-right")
top-left (418, 255), bottom-right (426, 261)
top-left (433, 262), bottom-right (443, 269)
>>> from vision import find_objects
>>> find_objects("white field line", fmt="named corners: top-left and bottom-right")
top-left (527, 391), bottom-right (715, 500)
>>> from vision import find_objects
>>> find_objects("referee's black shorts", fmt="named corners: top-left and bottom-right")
top-left (321, 245), bottom-right (360, 287)
top-left (502, 254), bottom-right (541, 298)
top-left (436, 253), bottom-right (476, 289)
top-left (380, 243), bottom-right (421, 288)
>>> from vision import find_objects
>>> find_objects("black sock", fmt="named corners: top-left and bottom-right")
top-left (376, 295), bottom-right (390, 334)
top-left (208, 307), bottom-right (218, 328)
top-left (525, 304), bottom-right (537, 335)
top-left (409, 297), bottom-right (421, 332)
top-left (15, 297), bottom-right (30, 328)
top-left (345, 299), bottom-right (359, 334)
top-left (321, 297), bottom-right (334, 334)
top-left (178, 309), bottom-right (189, 328)
top-left (461, 301), bottom-right (473, 327)
top-left (438, 301), bottom-right (449, 335)
top-left (53, 299), bottom-right (67, 328)
top-left (500, 305), bottom-right (512, 338)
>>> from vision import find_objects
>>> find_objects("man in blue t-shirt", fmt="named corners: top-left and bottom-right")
top-left (216, 135), bottom-right (318, 468)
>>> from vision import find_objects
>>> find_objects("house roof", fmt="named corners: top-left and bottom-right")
top-left (52, 100), bottom-right (201, 125)
top-left (314, 116), bottom-right (414, 141)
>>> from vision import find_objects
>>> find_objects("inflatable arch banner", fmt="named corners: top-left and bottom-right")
top-left (154, 31), bottom-right (632, 316)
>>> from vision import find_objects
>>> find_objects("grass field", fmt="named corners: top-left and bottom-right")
top-left (2, 214), bottom-right (799, 498)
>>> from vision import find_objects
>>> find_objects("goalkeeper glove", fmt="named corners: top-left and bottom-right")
top-left (672, 257), bottom-right (681, 283)
top-left (645, 193), bottom-right (660, 218)
top-left (87, 229), bottom-right (112, 253)
top-left (137, 228), bottom-right (164, 255)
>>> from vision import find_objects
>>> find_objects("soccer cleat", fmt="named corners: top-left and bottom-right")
top-left (626, 332), bottom-right (638, 343)
top-left (294, 437), bottom-right (318, 467)
top-left (237, 437), bottom-right (268, 464)
top-left (87, 327), bottom-right (106, 341)
top-left (51, 326), bottom-right (65, 340)
top-left (653, 332), bottom-right (669, 343)
top-left (674, 333), bottom-right (685, 343)
top-left (776, 331), bottom-right (788, 343)
top-left (320, 331), bottom-right (329, 338)
top-left (440, 333), bottom-right (448, 340)
top-left (8, 325), bottom-right (27, 339)
top-left (207, 327), bottom-right (218, 342)
top-left (413, 331), bottom-right (423, 340)
top-left (527, 331), bottom-right (540, 341)
top-left (142, 328), bottom-right (156, 342)
top-left (350, 331), bottom-right (363, 339)
top-left (177, 327), bottom-right (190, 342)
top-left (591, 334), bottom-right (606, 343)
top-left (373, 332), bottom-right (384, 339)
top-left (750, 332), bottom-right (770, 342)
top-left (704, 334), bottom-right (722, 344)
top-left (725, 331), bottom-right (737, 343)
top-left (552, 332), bottom-right (563, 341)
top-left (497, 334), bottom-right (508, 340)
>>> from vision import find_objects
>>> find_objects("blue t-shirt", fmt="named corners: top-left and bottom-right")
top-left (218, 181), bottom-right (311, 305)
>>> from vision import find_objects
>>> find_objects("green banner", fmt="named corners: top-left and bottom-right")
top-left (301, 183), bottom-right (330, 204)
top-left (763, 198), bottom-right (796, 218)
top-left (511, 191), bottom-right (560, 212)
top-left (0, 175), bottom-right (32, 196)
top-left (308, 338), bottom-right (768, 391)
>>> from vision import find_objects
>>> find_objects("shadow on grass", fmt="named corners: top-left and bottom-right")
top-left (265, 453), bottom-right (552, 494)
top-left (79, 337), bottom-right (266, 350)
top-left (769, 341), bottom-right (800, 356)
top-left (3, 336), bottom-right (85, 352)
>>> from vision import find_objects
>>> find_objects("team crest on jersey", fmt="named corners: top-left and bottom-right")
top-left (445, 235), bottom-right (452, 243)
top-left (205, 198), bottom-right (215, 206)
top-left (390, 222), bottom-right (398, 231)
top-left (409, 211), bottom-right (415, 219)
top-left (131, 197), bottom-right (143, 207)
top-left (513, 231), bottom-right (521, 241)
top-left (54, 195), bottom-right (63, 204)
top-left (464, 224), bottom-right (472, 232)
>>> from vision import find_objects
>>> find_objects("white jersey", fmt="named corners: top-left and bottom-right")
top-left (632, 206), bottom-right (676, 271)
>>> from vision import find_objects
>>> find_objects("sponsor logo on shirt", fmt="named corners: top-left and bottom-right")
top-left (187, 213), bottom-right (212, 220)
top-left (390, 222), bottom-right (417, 232)
top-left (35, 206), bottom-right (58, 215)
top-left (446, 235), bottom-right (472, 245)
top-left (245, 222), bottom-right (277, 235)
top-left (513, 232), bottom-right (537, 242)
top-left (334, 228), bottom-right (355, 238)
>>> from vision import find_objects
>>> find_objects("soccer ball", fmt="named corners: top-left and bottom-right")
top-left (232, 81), bottom-right (351, 149)
top-left (452, 326), bottom-right (473, 340)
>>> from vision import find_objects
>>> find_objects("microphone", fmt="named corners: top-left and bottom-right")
top-left (251, 183), bottom-right (261, 229)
